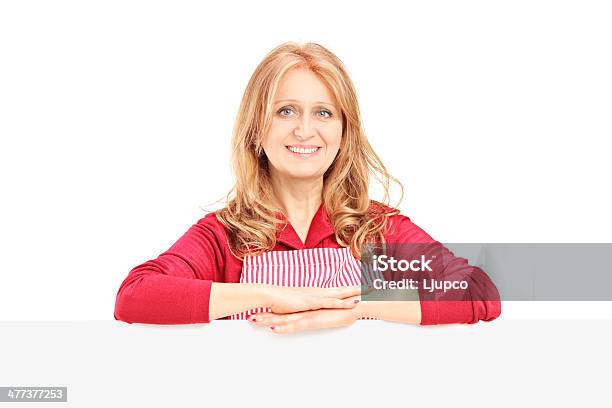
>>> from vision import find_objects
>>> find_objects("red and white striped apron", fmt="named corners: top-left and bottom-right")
top-left (229, 246), bottom-right (382, 320)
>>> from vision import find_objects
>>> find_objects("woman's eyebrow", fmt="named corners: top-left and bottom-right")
top-left (274, 99), bottom-right (336, 107)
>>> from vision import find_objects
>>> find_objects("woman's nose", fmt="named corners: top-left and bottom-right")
top-left (294, 116), bottom-right (316, 140)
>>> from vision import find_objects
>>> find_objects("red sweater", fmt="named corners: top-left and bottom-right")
top-left (114, 203), bottom-right (501, 325)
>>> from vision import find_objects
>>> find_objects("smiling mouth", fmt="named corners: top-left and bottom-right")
top-left (285, 145), bottom-right (322, 156)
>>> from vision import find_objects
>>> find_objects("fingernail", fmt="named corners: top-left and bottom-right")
top-left (270, 326), bottom-right (275, 330)
top-left (354, 299), bottom-right (360, 303)
top-left (249, 317), bottom-right (257, 322)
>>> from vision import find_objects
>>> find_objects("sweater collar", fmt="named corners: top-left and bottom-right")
top-left (275, 202), bottom-right (335, 250)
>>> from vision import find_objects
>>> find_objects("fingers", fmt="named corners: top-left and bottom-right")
top-left (248, 312), bottom-right (305, 326)
top-left (325, 286), bottom-right (363, 299)
top-left (269, 320), bottom-right (310, 334)
top-left (267, 285), bottom-right (368, 315)
top-left (344, 294), bottom-right (361, 303)
top-left (250, 310), bottom-right (354, 334)
top-left (249, 305), bottom-right (361, 334)
top-left (296, 285), bottom-right (362, 299)
top-left (316, 296), bottom-right (359, 309)
top-left (249, 312), bottom-right (311, 334)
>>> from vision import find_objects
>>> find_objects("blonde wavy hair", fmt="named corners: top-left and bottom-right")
top-left (213, 41), bottom-right (404, 260)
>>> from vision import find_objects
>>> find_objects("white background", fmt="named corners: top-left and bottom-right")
top-left (1, 1), bottom-right (611, 320)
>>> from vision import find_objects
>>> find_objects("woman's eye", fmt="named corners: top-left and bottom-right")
top-left (278, 107), bottom-right (295, 116)
top-left (277, 107), bottom-right (332, 118)
top-left (317, 110), bottom-right (332, 118)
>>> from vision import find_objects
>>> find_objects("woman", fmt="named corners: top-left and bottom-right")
top-left (114, 41), bottom-right (501, 333)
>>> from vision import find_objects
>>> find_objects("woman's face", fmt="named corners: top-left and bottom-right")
top-left (261, 67), bottom-right (343, 182)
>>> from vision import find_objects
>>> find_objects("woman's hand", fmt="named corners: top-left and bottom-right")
top-left (260, 285), bottom-right (362, 314)
top-left (249, 294), bottom-right (363, 334)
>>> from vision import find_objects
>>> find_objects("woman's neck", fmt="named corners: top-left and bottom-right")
top-left (270, 173), bottom-right (323, 225)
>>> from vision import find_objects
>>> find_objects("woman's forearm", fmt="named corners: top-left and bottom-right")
top-left (209, 284), bottom-right (362, 321)
top-left (353, 288), bottom-right (422, 324)
top-left (354, 300), bottom-right (422, 324)
top-left (209, 283), bottom-right (270, 321)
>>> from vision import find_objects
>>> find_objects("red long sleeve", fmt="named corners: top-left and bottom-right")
top-left (114, 205), bottom-right (501, 326)
top-left (385, 215), bottom-right (502, 325)
top-left (114, 214), bottom-right (227, 324)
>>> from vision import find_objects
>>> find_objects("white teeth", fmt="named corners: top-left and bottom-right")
top-left (288, 146), bottom-right (318, 154)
